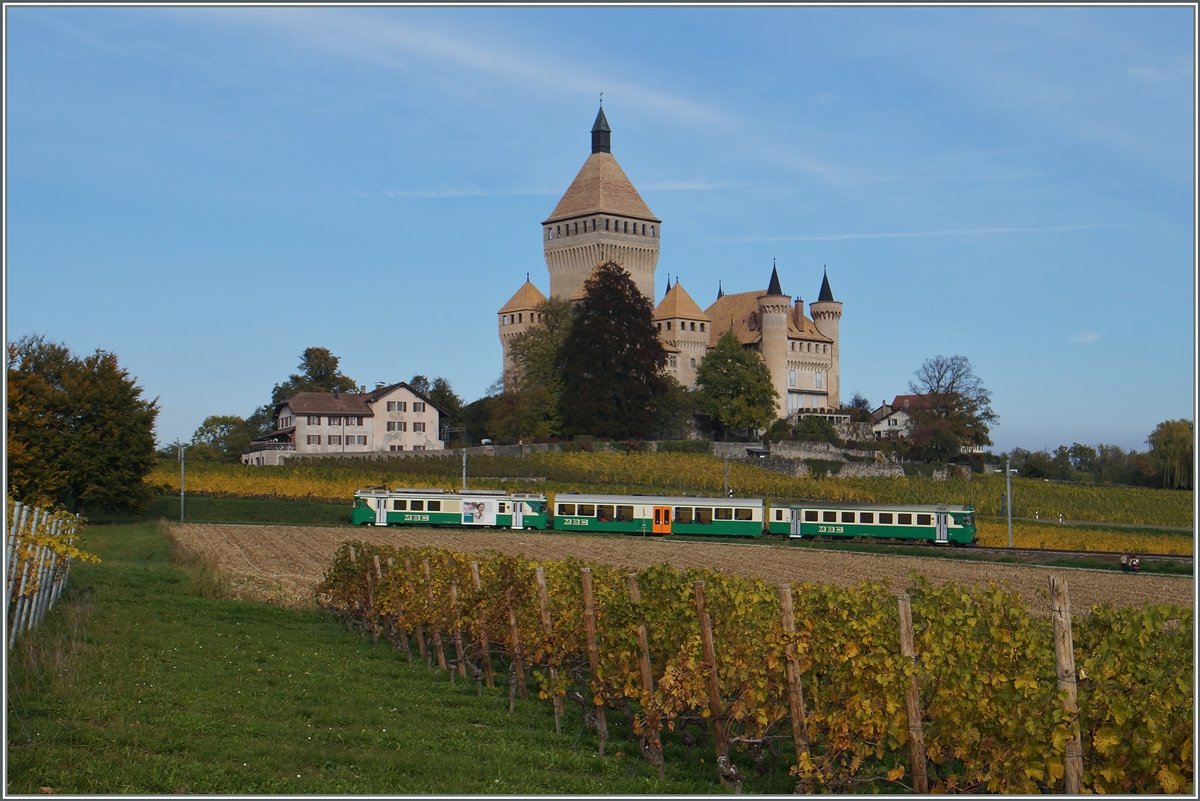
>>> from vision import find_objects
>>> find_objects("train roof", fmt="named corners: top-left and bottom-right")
top-left (771, 499), bottom-right (975, 512)
top-left (554, 494), bottom-right (763, 506)
top-left (354, 488), bottom-right (546, 500)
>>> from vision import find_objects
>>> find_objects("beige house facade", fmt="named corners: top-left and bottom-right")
top-left (498, 107), bottom-right (844, 421)
top-left (241, 382), bottom-right (444, 465)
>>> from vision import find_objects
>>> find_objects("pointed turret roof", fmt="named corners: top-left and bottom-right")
top-left (498, 280), bottom-right (548, 314)
top-left (767, 262), bottom-right (783, 296)
top-left (654, 281), bottom-right (710, 322)
top-left (544, 111), bottom-right (659, 224)
top-left (817, 269), bottom-right (835, 302)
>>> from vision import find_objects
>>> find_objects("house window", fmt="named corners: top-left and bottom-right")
top-left (279, 415), bottom-right (293, 428)
top-left (344, 416), bottom-right (361, 426)
top-left (306, 435), bottom-right (321, 445)
top-left (413, 402), bottom-right (425, 413)
top-left (413, 445), bottom-right (426, 451)
top-left (389, 445), bottom-right (404, 451)
top-left (888, 419), bottom-right (897, 427)
top-left (328, 416), bottom-right (341, 426)
top-left (413, 422), bottom-right (426, 433)
top-left (393, 402), bottom-right (408, 412)
top-left (307, 415), bottom-right (321, 425)
top-left (391, 422), bottom-right (407, 432)
top-left (815, 372), bottom-right (823, 388)
top-left (348, 435), bottom-right (367, 446)
top-left (328, 435), bottom-right (342, 445)
top-left (789, 370), bottom-right (797, 387)
top-left (668, 355), bottom-right (677, 368)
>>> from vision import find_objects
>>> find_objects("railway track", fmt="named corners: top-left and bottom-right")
top-left (968, 545), bottom-right (1191, 563)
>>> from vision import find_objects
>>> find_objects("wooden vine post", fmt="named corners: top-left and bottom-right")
top-left (579, 568), bottom-right (609, 756)
top-left (470, 561), bottom-right (494, 689)
top-left (694, 581), bottom-right (740, 792)
top-left (777, 584), bottom-right (811, 766)
top-left (896, 592), bottom-right (929, 794)
top-left (506, 585), bottom-right (528, 701)
top-left (535, 566), bottom-right (564, 734)
top-left (449, 578), bottom-right (468, 679)
top-left (421, 559), bottom-right (448, 671)
top-left (387, 557), bottom-right (410, 659)
top-left (628, 573), bottom-right (665, 780)
top-left (1049, 575), bottom-right (1083, 794)
top-left (403, 558), bottom-right (427, 659)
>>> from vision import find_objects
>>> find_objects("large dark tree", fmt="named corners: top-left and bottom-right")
top-left (694, 329), bottom-right (779, 440)
top-left (559, 262), bottom-right (671, 439)
top-left (7, 335), bottom-right (159, 514)
top-left (907, 354), bottom-right (997, 449)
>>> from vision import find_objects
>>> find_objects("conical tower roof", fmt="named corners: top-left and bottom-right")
top-left (817, 269), bottom-right (835, 302)
top-left (767, 262), bottom-right (784, 296)
top-left (544, 111), bottom-right (658, 224)
top-left (498, 280), bottom-right (548, 313)
top-left (654, 281), bottom-right (710, 321)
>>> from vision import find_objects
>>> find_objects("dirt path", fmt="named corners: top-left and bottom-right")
top-left (170, 524), bottom-right (1194, 615)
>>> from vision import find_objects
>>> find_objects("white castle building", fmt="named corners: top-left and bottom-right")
top-left (498, 108), bottom-right (843, 420)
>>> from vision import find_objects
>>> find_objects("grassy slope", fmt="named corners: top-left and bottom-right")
top-left (5, 523), bottom-right (753, 794)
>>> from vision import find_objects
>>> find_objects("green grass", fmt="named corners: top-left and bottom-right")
top-left (5, 522), bottom-right (777, 794)
top-left (85, 494), bottom-right (353, 527)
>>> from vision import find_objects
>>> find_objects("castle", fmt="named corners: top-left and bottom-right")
top-left (498, 108), bottom-right (843, 421)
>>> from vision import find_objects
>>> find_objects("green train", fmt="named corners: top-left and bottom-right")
top-left (350, 489), bottom-right (976, 546)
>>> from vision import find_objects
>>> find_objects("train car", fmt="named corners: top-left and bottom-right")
top-left (552, 494), bottom-right (765, 537)
top-left (766, 500), bottom-right (976, 545)
top-left (351, 488), bottom-right (550, 529)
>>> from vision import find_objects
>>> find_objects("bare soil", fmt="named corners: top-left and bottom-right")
top-left (170, 524), bottom-right (1194, 616)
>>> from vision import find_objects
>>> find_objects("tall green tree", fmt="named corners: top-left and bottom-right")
top-left (7, 335), bottom-right (159, 514)
top-left (427, 377), bottom-right (464, 436)
top-left (1148, 419), bottom-right (1193, 490)
top-left (191, 415), bottom-right (255, 462)
top-left (247, 347), bottom-right (359, 434)
top-left (559, 262), bottom-right (671, 439)
top-left (694, 329), bottom-right (779, 440)
top-left (907, 354), bottom-right (997, 448)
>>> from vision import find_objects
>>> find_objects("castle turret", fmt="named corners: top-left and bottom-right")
top-left (654, 279), bottom-right (711, 388)
top-left (758, 263), bottom-right (792, 419)
top-left (542, 107), bottom-right (660, 302)
top-left (809, 269), bottom-right (842, 409)
top-left (498, 279), bottom-right (548, 378)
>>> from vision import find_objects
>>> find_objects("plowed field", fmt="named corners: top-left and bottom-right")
top-left (170, 523), bottom-right (1193, 615)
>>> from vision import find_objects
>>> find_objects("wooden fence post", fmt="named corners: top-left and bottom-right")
top-left (506, 587), bottom-right (528, 701)
top-left (1049, 575), bottom-right (1083, 794)
top-left (777, 583), bottom-right (811, 768)
top-left (422, 559), bottom-right (448, 671)
top-left (579, 568), bottom-right (609, 756)
top-left (896, 592), bottom-right (929, 794)
top-left (471, 561), bottom-right (494, 689)
top-left (449, 578), bottom-right (468, 678)
top-left (535, 567), bottom-right (563, 734)
top-left (386, 557), bottom-right (411, 659)
top-left (628, 573), bottom-right (665, 779)
top-left (694, 581), bottom-right (741, 792)
top-left (403, 558), bottom-right (427, 660)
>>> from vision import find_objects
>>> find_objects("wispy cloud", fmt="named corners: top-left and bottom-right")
top-left (383, 186), bottom-right (557, 199)
top-left (725, 224), bottom-right (1131, 243)
top-left (1071, 331), bottom-right (1101, 344)
top-left (642, 180), bottom-right (737, 192)
top-left (199, 8), bottom-right (730, 128)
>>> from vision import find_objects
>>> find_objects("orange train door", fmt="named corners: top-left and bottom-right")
top-left (652, 506), bottom-right (672, 534)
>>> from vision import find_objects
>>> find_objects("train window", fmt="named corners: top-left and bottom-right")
top-left (675, 507), bottom-right (693, 524)
top-left (860, 512), bottom-right (874, 523)
top-left (428, 501), bottom-right (441, 512)
top-left (962, 514), bottom-right (973, 526)
top-left (841, 512), bottom-right (855, 523)
top-left (879, 512), bottom-right (893, 524)
top-left (898, 513), bottom-right (912, 525)
top-left (499, 503), bottom-right (507, 512)
top-left (558, 503), bottom-right (575, 515)
top-left (917, 514), bottom-right (932, 526)
top-left (579, 504), bottom-right (596, 516)
top-left (775, 510), bottom-right (784, 521)
top-left (616, 505), bottom-right (634, 522)
top-left (715, 508), bottom-right (733, 520)
top-left (393, 500), bottom-right (407, 510)
top-left (822, 511), bottom-right (837, 523)
top-left (597, 505), bottom-right (615, 521)
top-left (411, 500), bottom-right (425, 511)
top-left (695, 508), bottom-right (713, 524)
top-left (735, 508), bottom-right (753, 521)
top-left (805, 510), bottom-right (818, 522)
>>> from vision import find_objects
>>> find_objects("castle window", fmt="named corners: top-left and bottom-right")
top-left (700, 323), bottom-right (705, 332)
top-left (650, 226), bottom-right (655, 237)
top-left (623, 221), bottom-right (628, 233)
top-left (748, 312), bottom-right (757, 330)
top-left (605, 219), bottom-right (610, 231)
top-left (690, 357), bottom-right (696, 369)
top-left (789, 370), bottom-right (797, 387)
top-left (666, 321), bottom-right (672, 330)
top-left (518, 313), bottom-right (522, 323)
top-left (656, 322), bottom-right (661, 331)
top-left (690, 322), bottom-right (696, 331)
top-left (815, 372), bottom-right (823, 388)
top-left (668, 355), bottom-right (677, 368)
top-left (573, 222), bottom-right (578, 234)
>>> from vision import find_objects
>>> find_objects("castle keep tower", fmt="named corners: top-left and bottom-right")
top-left (809, 269), bottom-right (842, 410)
top-left (541, 107), bottom-right (661, 302)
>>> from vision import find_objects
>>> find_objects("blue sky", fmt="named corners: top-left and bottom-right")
top-left (5, 6), bottom-right (1195, 453)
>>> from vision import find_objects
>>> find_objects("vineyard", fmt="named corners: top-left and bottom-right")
top-left (974, 520), bottom-right (1193, 556)
top-left (317, 542), bottom-right (1193, 793)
